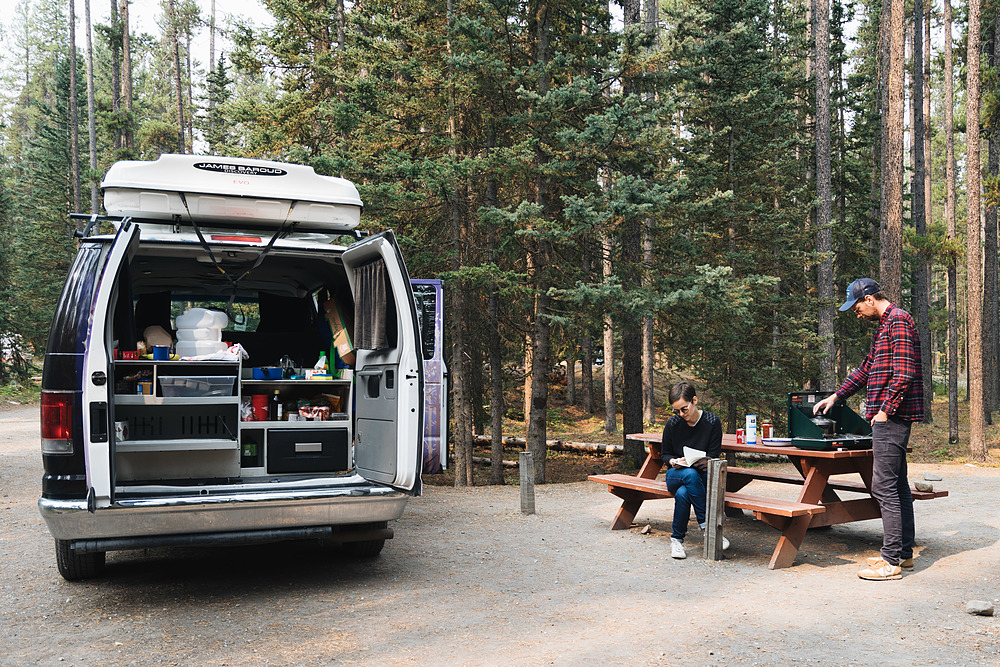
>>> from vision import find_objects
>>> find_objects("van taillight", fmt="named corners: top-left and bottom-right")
top-left (41, 391), bottom-right (74, 454)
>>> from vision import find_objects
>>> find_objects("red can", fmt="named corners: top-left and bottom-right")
top-left (736, 428), bottom-right (745, 444)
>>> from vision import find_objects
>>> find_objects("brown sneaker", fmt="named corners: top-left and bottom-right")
top-left (867, 556), bottom-right (914, 570)
top-left (858, 558), bottom-right (902, 580)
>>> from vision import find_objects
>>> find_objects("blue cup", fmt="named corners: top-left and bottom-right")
top-left (152, 345), bottom-right (170, 361)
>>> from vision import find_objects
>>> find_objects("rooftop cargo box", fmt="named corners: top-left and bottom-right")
top-left (101, 154), bottom-right (362, 232)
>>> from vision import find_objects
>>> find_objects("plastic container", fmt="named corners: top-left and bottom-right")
top-left (175, 308), bottom-right (228, 329)
top-left (175, 340), bottom-right (228, 358)
top-left (159, 375), bottom-right (236, 397)
top-left (252, 366), bottom-right (283, 380)
top-left (176, 327), bottom-right (223, 341)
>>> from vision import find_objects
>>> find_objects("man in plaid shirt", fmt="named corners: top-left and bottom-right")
top-left (814, 278), bottom-right (924, 581)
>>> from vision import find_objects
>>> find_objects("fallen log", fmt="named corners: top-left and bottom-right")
top-left (549, 441), bottom-right (623, 455)
top-left (472, 456), bottom-right (518, 468)
top-left (472, 435), bottom-right (622, 455)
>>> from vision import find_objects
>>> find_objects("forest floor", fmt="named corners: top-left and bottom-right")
top-left (2, 401), bottom-right (998, 666)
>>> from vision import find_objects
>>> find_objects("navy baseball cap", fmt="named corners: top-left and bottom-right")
top-left (839, 278), bottom-right (882, 311)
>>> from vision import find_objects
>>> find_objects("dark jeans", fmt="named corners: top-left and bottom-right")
top-left (665, 466), bottom-right (707, 541)
top-left (870, 416), bottom-right (915, 566)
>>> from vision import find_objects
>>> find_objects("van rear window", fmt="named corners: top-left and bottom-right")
top-left (46, 244), bottom-right (103, 356)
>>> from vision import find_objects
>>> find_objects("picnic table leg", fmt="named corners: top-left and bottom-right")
top-left (610, 493), bottom-right (644, 530)
top-left (768, 514), bottom-right (812, 569)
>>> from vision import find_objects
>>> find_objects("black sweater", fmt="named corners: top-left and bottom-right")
top-left (660, 410), bottom-right (724, 464)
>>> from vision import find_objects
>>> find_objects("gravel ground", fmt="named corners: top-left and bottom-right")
top-left (2, 403), bottom-right (999, 666)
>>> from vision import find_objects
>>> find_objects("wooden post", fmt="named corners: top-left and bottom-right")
top-left (703, 458), bottom-right (727, 560)
top-left (519, 451), bottom-right (535, 515)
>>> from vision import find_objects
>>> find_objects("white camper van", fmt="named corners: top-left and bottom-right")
top-left (38, 155), bottom-right (423, 580)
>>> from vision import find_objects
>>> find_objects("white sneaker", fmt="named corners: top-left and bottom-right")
top-left (670, 538), bottom-right (686, 559)
top-left (700, 525), bottom-right (730, 551)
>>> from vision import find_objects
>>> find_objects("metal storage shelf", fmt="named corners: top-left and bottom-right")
top-left (117, 438), bottom-right (238, 452)
top-left (242, 418), bottom-right (349, 428)
top-left (115, 395), bottom-right (239, 406)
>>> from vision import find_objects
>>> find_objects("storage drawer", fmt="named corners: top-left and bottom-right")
top-left (267, 428), bottom-right (349, 473)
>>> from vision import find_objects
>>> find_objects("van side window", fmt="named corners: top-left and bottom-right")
top-left (354, 258), bottom-right (396, 350)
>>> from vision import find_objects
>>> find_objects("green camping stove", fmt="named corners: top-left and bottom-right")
top-left (787, 392), bottom-right (873, 451)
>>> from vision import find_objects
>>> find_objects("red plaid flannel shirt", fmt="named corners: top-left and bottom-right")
top-left (836, 303), bottom-right (924, 422)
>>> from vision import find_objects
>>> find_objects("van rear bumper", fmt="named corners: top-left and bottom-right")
top-left (38, 484), bottom-right (408, 542)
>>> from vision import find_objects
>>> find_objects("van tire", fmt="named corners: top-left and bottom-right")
top-left (341, 522), bottom-right (387, 558)
top-left (55, 540), bottom-right (105, 580)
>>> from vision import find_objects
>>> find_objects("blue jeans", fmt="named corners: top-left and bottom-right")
top-left (665, 466), bottom-right (707, 541)
top-left (870, 417), bottom-right (915, 566)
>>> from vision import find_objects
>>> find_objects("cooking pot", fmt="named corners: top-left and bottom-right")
top-left (810, 416), bottom-right (836, 436)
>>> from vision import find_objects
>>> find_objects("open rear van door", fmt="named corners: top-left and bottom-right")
top-left (81, 220), bottom-right (140, 507)
top-left (343, 231), bottom-right (423, 494)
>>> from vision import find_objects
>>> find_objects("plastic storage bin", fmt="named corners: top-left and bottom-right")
top-left (159, 375), bottom-right (236, 397)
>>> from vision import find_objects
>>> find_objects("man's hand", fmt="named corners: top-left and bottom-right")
top-left (871, 410), bottom-right (888, 425)
top-left (813, 394), bottom-right (837, 415)
top-left (669, 458), bottom-right (687, 469)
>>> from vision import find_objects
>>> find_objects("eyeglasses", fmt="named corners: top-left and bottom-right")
top-left (672, 402), bottom-right (693, 416)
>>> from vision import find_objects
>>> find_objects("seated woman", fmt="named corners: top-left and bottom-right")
top-left (661, 381), bottom-right (729, 559)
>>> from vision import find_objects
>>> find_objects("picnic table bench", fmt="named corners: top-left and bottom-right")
top-left (588, 439), bottom-right (826, 548)
top-left (590, 433), bottom-right (948, 569)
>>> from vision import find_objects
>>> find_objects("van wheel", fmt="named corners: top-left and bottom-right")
top-left (341, 522), bottom-right (387, 558)
top-left (55, 540), bottom-right (105, 580)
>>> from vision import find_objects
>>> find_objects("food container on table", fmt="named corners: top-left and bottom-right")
top-left (745, 414), bottom-right (757, 444)
top-left (250, 394), bottom-right (269, 420)
top-left (252, 366), bottom-right (283, 380)
top-left (299, 405), bottom-right (330, 421)
top-left (159, 375), bottom-right (237, 397)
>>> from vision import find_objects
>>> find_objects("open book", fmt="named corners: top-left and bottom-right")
top-left (680, 447), bottom-right (707, 467)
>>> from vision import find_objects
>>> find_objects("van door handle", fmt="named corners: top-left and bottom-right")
top-left (90, 401), bottom-right (109, 443)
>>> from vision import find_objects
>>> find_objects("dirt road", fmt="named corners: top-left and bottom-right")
top-left (1, 403), bottom-right (998, 666)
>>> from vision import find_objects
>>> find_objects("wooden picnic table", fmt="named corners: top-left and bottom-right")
top-left (590, 432), bottom-right (948, 569)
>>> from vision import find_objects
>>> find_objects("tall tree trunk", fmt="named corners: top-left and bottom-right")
top-left (620, 0), bottom-right (643, 465)
top-left (815, 0), bottom-right (834, 391)
top-left (526, 0), bottom-right (553, 484)
top-left (642, 220), bottom-right (655, 424)
top-left (209, 0), bottom-right (216, 70)
top-left (911, 0), bottom-right (932, 422)
top-left (336, 0), bottom-right (346, 51)
top-left (84, 0), bottom-right (98, 213)
top-left (879, 0), bottom-right (905, 300)
top-left (486, 138), bottom-right (505, 485)
top-left (121, 0), bottom-right (134, 153)
top-left (566, 345), bottom-right (576, 406)
top-left (581, 252), bottom-right (595, 414)
top-left (983, 15), bottom-right (1000, 421)
top-left (109, 0), bottom-right (121, 152)
top-left (68, 0), bottom-right (82, 219)
top-left (446, 0), bottom-right (472, 486)
top-left (924, 3), bottom-right (933, 397)
top-left (185, 26), bottom-right (194, 151)
top-left (168, 0), bottom-right (185, 153)
top-left (944, 0), bottom-right (959, 443)
top-left (966, 0), bottom-right (986, 462)
top-left (602, 228), bottom-right (616, 434)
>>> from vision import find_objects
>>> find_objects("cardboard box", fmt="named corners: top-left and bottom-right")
top-left (323, 299), bottom-right (356, 366)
